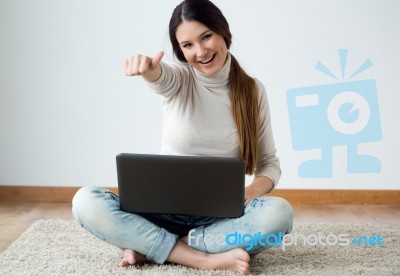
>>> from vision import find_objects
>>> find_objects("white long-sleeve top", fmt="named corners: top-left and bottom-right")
top-left (147, 53), bottom-right (281, 188)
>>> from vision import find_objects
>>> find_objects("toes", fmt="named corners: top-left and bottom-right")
top-left (236, 259), bottom-right (249, 274)
top-left (234, 248), bottom-right (250, 262)
top-left (118, 259), bottom-right (128, 267)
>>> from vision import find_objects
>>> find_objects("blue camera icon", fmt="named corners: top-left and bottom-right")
top-left (287, 79), bottom-right (382, 178)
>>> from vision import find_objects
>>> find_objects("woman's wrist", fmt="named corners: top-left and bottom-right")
top-left (244, 176), bottom-right (274, 205)
top-left (251, 176), bottom-right (274, 195)
top-left (143, 64), bottom-right (162, 82)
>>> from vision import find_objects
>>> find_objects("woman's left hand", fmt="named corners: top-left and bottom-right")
top-left (244, 176), bottom-right (274, 206)
top-left (244, 186), bottom-right (260, 206)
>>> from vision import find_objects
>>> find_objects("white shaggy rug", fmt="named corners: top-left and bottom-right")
top-left (0, 219), bottom-right (399, 275)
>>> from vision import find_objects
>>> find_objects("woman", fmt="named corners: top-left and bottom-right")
top-left (72, 0), bottom-right (293, 274)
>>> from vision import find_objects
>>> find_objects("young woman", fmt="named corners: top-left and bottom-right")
top-left (72, 0), bottom-right (293, 274)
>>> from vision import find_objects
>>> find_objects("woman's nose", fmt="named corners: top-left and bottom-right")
top-left (196, 45), bottom-right (207, 58)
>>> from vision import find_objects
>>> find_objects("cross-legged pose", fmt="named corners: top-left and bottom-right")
top-left (72, 0), bottom-right (294, 274)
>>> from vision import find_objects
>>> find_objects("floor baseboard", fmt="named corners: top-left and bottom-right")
top-left (0, 186), bottom-right (399, 204)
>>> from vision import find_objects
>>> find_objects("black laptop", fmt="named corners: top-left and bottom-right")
top-left (116, 153), bottom-right (245, 217)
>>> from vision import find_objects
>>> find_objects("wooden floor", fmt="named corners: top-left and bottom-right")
top-left (1, 202), bottom-right (399, 253)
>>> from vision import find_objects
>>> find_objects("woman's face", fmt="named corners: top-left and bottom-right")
top-left (175, 20), bottom-right (228, 76)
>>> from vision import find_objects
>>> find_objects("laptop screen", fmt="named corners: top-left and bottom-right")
top-left (116, 153), bottom-right (245, 217)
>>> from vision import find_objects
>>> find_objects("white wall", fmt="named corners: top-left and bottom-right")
top-left (0, 0), bottom-right (399, 189)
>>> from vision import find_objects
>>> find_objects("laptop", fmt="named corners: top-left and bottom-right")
top-left (116, 153), bottom-right (245, 218)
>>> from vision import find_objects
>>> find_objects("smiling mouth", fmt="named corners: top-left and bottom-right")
top-left (199, 54), bottom-right (216, 64)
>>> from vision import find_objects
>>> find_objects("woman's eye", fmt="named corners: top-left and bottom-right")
top-left (183, 43), bottom-right (192, 49)
top-left (203, 34), bottom-right (212, 40)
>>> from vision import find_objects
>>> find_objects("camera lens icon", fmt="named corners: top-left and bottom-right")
top-left (327, 91), bottom-right (370, 135)
top-left (286, 79), bottom-right (382, 178)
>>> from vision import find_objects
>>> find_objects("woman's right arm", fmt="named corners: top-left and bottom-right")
top-left (124, 51), bottom-right (164, 82)
top-left (125, 51), bottom-right (190, 99)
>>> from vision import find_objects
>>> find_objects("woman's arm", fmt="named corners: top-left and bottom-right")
top-left (245, 176), bottom-right (274, 205)
top-left (126, 51), bottom-right (191, 100)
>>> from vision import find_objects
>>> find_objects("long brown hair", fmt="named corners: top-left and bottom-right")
top-left (169, 0), bottom-right (260, 174)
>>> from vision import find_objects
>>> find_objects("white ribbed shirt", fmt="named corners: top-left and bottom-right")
top-left (147, 54), bottom-right (281, 187)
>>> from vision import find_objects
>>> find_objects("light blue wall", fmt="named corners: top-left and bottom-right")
top-left (0, 0), bottom-right (399, 189)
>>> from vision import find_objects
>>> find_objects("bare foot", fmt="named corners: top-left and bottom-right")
top-left (168, 240), bottom-right (251, 274)
top-left (205, 248), bottom-right (251, 275)
top-left (118, 248), bottom-right (151, 267)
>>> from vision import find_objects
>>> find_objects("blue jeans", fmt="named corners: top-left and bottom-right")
top-left (72, 186), bottom-right (294, 264)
